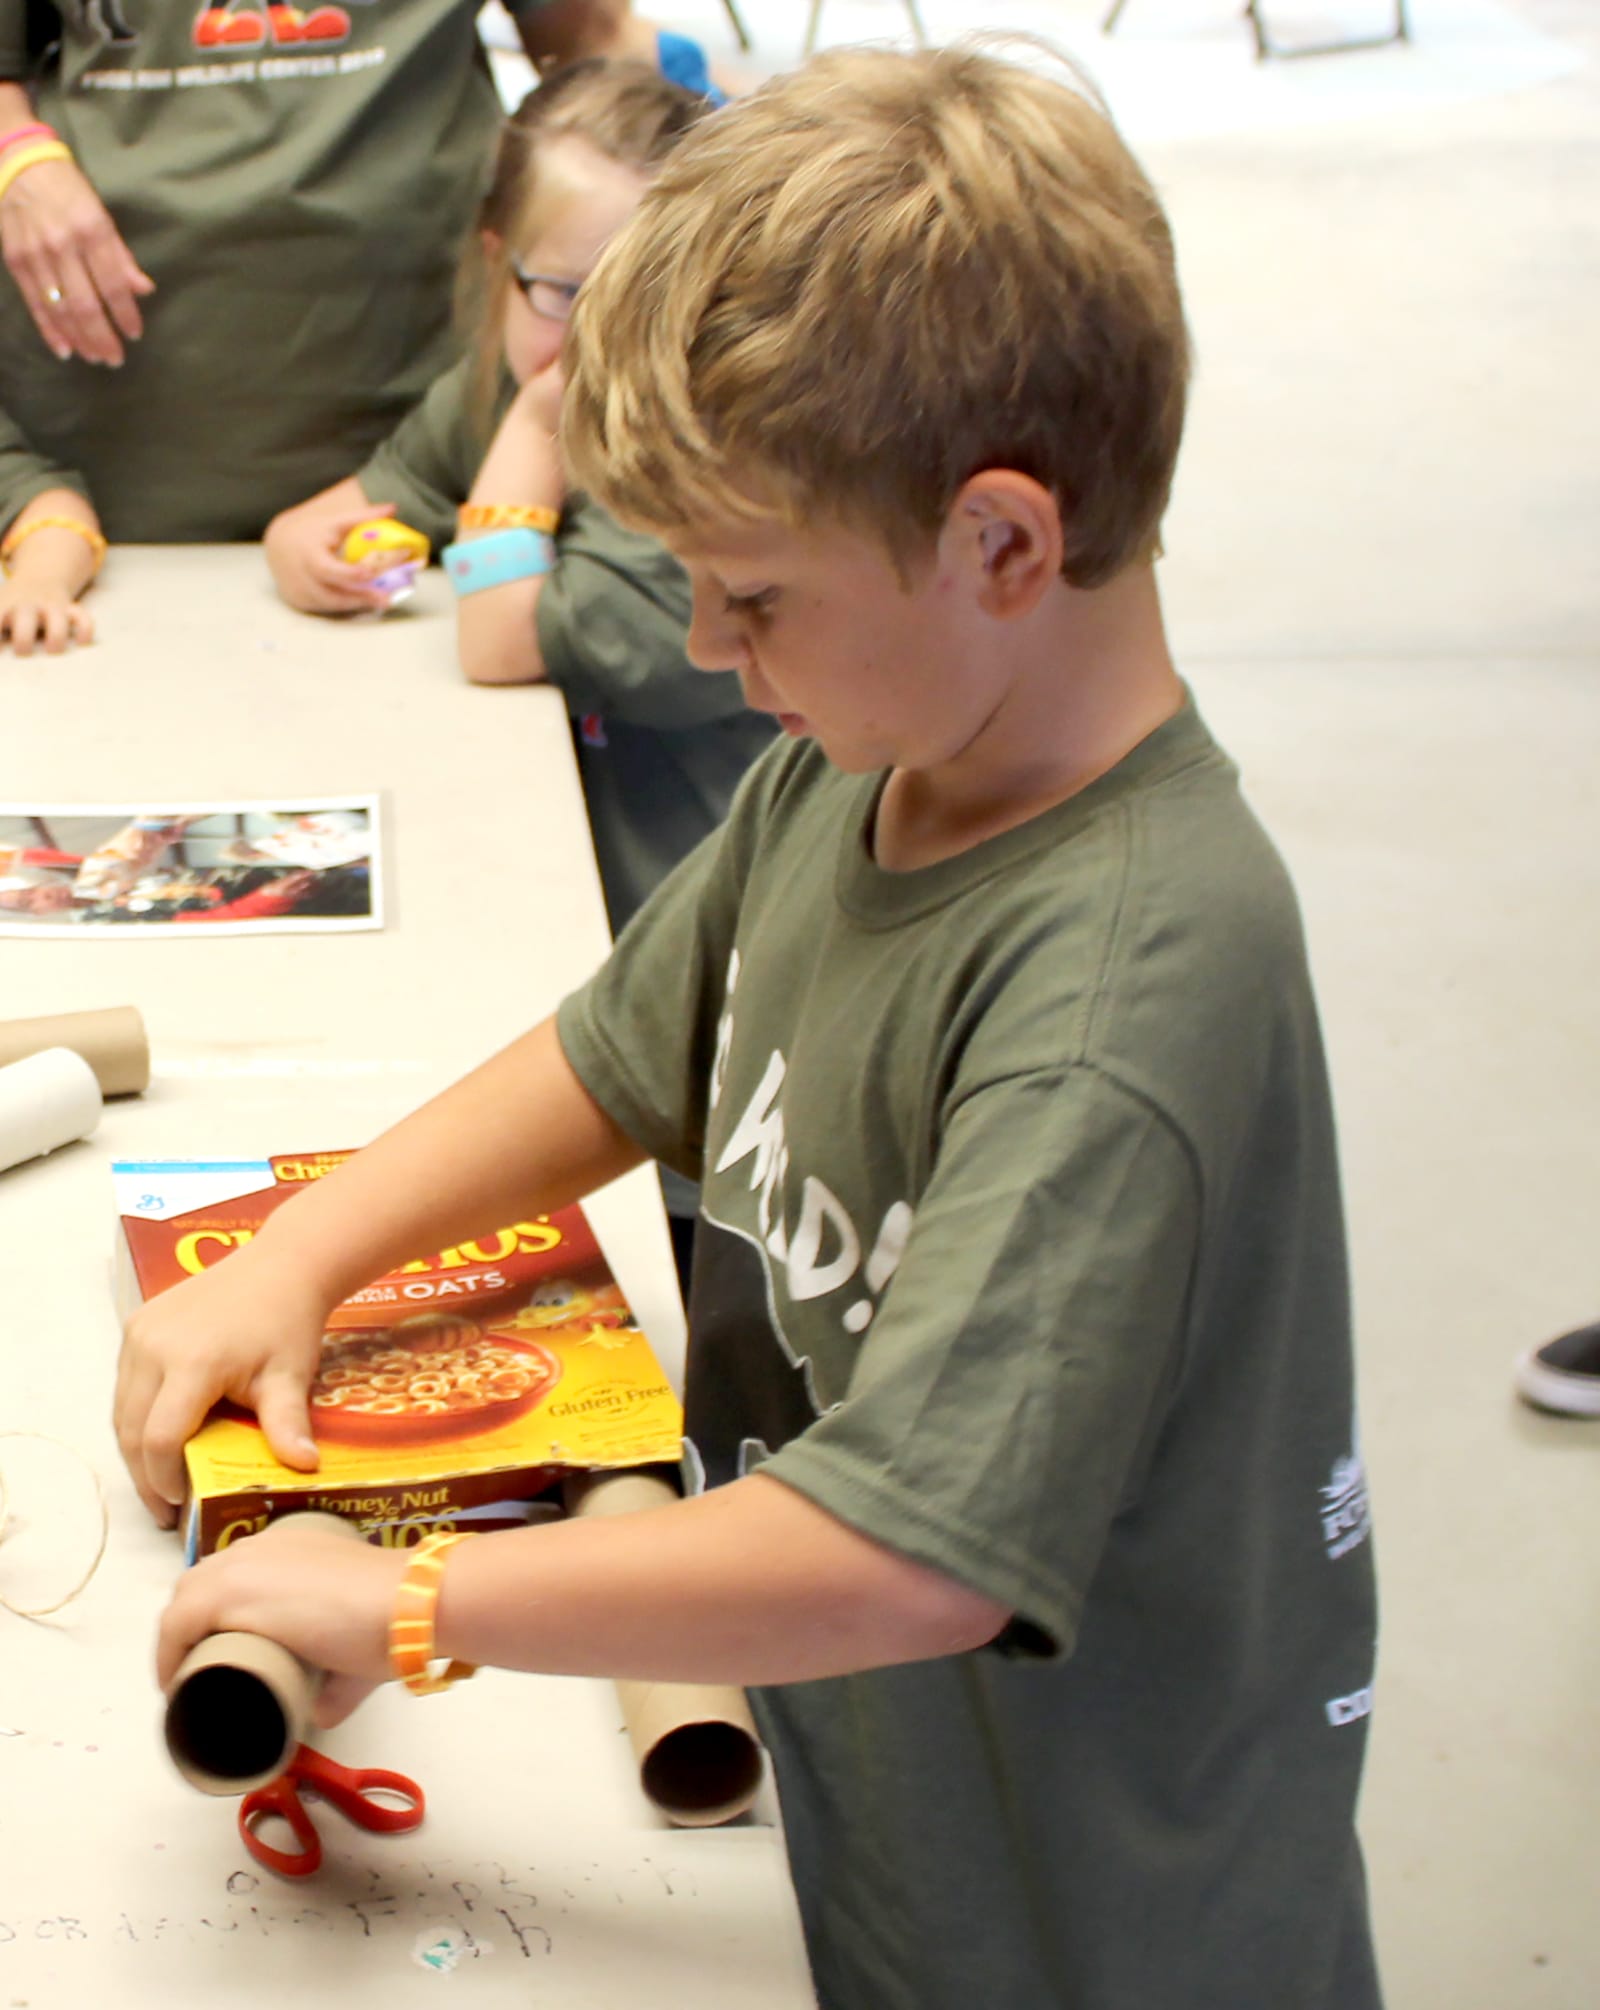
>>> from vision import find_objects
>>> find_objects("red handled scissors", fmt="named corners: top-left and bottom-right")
top-left (238, 1743), bottom-right (425, 1878)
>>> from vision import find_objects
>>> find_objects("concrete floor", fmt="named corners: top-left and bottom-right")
top-left (626, 3), bottom-right (1599, 2002)
top-left (1154, 11), bottom-right (1600, 2004)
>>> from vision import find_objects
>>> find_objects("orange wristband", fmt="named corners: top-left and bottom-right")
top-left (457, 502), bottom-right (560, 535)
top-left (0, 514), bottom-right (108, 576)
top-left (388, 1532), bottom-right (478, 1696)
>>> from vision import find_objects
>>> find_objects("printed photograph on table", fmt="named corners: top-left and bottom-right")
top-left (0, 796), bottom-right (382, 936)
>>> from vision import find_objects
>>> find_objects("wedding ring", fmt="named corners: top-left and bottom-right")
top-left (43, 285), bottom-right (64, 305)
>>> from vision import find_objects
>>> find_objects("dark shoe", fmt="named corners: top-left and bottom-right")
top-left (1515, 1320), bottom-right (1600, 1417)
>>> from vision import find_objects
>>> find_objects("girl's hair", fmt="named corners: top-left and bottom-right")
top-left (464, 60), bottom-right (711, 427)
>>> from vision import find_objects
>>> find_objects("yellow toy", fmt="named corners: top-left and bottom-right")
top-left (341, 518), bottom-right (430, 602)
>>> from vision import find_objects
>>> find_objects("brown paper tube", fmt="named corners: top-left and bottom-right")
top-left (0, 1007), bottom-right (149, 1097)
top-left (163, 1513), bottom-right (357, 1795)
top-left (566, 1471), bottom-right (765, 1828)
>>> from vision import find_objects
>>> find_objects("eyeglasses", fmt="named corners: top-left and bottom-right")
top-left (509, 258), bottom-right (582, 324)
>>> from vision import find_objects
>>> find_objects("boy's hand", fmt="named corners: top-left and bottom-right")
top-left (264, 497), bottom-right (398, 615)
top-left (114, 1240), bottom-right (331, 1526)
top-left (157, 1516), bottom-right (405, 1728)
top-left (0, 569), bottom-right (94, 655)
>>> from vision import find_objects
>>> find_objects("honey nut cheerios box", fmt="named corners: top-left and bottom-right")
top-left (113, 1152), bottom-right (682, 1561)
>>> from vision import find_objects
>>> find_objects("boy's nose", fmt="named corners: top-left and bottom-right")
top-left (685, 588), bottom-right (747, 676)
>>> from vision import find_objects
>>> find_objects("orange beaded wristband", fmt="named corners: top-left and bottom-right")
top-left (457, 502), bottom-right (560, 535)
top-left (0, 514), bottom-right (108, 576)
top-left (388, 1532), bottom-right (478, 1696)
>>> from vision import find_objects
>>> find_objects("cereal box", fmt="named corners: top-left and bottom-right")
top-left (113, 1153), bottom-right (682, 1560)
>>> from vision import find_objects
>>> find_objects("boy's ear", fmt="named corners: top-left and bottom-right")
top-left (947, 470), bottom-right (1063, 619)
top-left (481, 227), bottom-right (504, 258)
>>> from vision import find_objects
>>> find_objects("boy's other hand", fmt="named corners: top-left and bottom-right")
top-left (0, 156), bottom-right (155, 367)
top-left (0, 572), bottom-right (93, 655)
top-left (264, 497), bottom-right (398, 616)
top-left (157, 1515), bottom-right (403, 1727)
top-left (114, 1240), bottom-right (330, 1525)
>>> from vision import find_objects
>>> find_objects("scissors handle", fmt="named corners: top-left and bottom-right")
top-left (293, 1743), bottom-right (426, 1837)
top-left (239, 1770), bottom-right (323, 1878)
top-left (236, 1744), bottom-right (425, 1880)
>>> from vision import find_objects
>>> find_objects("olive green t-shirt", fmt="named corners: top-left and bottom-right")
top-left (557, 698), bottom-right (1382, 2010)
top-left (356, 353), bottom-right (778, 941)
top-left (0, 0), bottom-right (520, 539)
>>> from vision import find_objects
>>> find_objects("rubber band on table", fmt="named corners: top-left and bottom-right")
top-left (0, 1431), bottom-right (110, 1619)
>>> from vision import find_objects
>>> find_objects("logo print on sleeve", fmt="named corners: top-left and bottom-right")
top-left (1319, 1446), bottom-right (1371, 1560)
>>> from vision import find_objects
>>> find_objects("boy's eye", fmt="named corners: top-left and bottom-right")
top-left (723, 587), bottom-right (777, 621)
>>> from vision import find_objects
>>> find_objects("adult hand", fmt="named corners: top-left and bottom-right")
top-left (157, 1516), bottom-right (405, 1728)
top-left (0, 571), bottom-right (94, 654)
top-left (0, 155), bottom-right (155, 366)
top-left (264, 496), bottom-right (399, 615)
top-left (114, 1238), bottom-right (331, 1526)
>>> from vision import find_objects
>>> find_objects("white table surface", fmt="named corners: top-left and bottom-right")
top-left (0, 549), bottom-right (814, 2006)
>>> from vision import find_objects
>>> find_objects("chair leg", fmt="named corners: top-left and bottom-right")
top-left (720, 0), bottom-right (753, 52)
top-left (806, 0), bottom-right (927, 54)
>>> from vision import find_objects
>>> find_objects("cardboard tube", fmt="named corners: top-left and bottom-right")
top-left (566, 1471), bottom-right (765, 1828)
top-left (0, 1007), bottom-right (149, 1097)
top-left (0, 1048), bottom-right (102, 1176)
top-left (164, 1513), bottom-right (357, 1795)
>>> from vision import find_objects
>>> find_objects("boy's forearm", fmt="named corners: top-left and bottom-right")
top-left (435, 1472), bottom-right (1011, 1688)
top-left (252, 1016), bottom-right (645, 1309)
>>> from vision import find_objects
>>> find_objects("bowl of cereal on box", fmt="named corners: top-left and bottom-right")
top-left (309, 1315), bottom-right (562, 1446)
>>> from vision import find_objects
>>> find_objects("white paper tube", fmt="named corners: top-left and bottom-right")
top-left (0, 1048), bottom-right (103, 1176)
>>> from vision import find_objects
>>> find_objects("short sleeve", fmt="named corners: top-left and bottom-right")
top-left (556, 741), bottom-right (794, 1175)
top-left (760, 1065), bottom-right (1200, 1660)
top-left (354, 356), bottom-right (493, 555)
top-left (536, 505), bottom-right (748, 729)
top-left (0, 399), bottom-right (89, 539)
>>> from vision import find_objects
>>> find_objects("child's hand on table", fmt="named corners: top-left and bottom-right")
top-left (0, 553), bottom-right (95, 656)
top-left (157, 1515), bottom-right (404, 1728)
top-left (114, 1237), bottom-right (331, 1526)
top-left (264, 495), bottom-right (399, 615)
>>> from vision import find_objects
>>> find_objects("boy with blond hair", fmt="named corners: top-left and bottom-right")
top-left (124, 44), bottom-right (1382, 2010)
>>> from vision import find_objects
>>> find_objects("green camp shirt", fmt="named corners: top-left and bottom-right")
top-left (355, 352), bottom-right (777, 940)
top-left (557, 697), bottom-right (1382, 2010)
top-left (0, 0), bottom-right (525, 539)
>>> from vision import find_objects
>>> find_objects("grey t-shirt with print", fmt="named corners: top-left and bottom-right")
top-left (557, 697), bottom-right (1381, 2010)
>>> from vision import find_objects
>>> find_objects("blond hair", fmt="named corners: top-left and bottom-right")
top-left (463, 60), bottom-right (711, 427)
top-left (563, 44), bottom-right (1190, 587)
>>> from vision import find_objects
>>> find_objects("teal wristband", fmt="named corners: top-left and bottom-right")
top-left (442, 528), bottom-right (555, 597)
